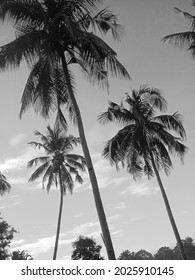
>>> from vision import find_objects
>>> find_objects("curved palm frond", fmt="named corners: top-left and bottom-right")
top-left (0, 29), bottom-right (48, 71)
top-left (28, 160), bottom-right (51, 182)
top-left (98, 101), bottom-right (134, 125)
top-left (82, 7), bottom-right (123, 40)
top-left (27, 156), bottom-right (50, 168)
top-left (153, 112), bottom-right (186, 140)
top-left (0, 172), bottom-right (11, 196)
top-left (0, 0), bottom-right (45, 26)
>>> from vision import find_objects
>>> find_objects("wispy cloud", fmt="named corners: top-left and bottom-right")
top-left (121, 180), bottom-right (159, 196)
top-left (11, 239), bottom-right (25, 246)
top-left (75, 153), bottom-right (129, 193)
top-left (114, 202), bottom-right (126, 210)
top-left (0, 147), bottom-right (42, 173)
top-left (10, 220), bottom-right (101, 258)
top-left (9, 133), bottom-right (26, 147)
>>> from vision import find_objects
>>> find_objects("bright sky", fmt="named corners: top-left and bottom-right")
top-left (0, 0), bottom-right (195, 260)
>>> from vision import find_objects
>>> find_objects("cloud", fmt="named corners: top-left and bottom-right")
top-left (74, 153), bottom-right (129, 193)
top-left (11, 221), bottom-right (101, 258)
top-left (0, 146), bottom-right (42, 173)
top-left (11, 239), bottom-right (25, 246)
top-left (114, 202), bottom-right (126, 210)
top-left (121, 180), bottom-right (159, 196)
top-left (11, 218), bottom-right (122, 259)
top-left (10, 133), bottom-right (26, 147)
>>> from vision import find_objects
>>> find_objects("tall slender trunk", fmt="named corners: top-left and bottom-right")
top-left (59, 50), bottom-right (116, 260)
top-left (53, 172), bottom-right (64, 260)
top-left (149, 151), bottom-right (187, 260)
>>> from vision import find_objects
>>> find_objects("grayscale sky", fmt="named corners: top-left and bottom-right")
top-left (0, 0), bottom-right (194, 260)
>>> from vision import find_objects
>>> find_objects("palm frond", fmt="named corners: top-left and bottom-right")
top-left (98, 101), bottom-right (134, 125)
top-left (66, 156), bottom-right (86, 172)
top-left (151, 138), bottom-right (173, 176)
top-left (0, 30), bottom-right (46, 71)
top-left (126, 148), bottom-right (143, 180)
top-left (28, 161), bottom-right (51, 182)
top-left (87, 8), bottom-right (123, 40)
top-left (60, 166), bottom-right (74, 194)
top-left (138, 85), bottom-right (167, 112)
top-left (46, 167), bottom-right (56, 193)
top-left (0, 172), bottom-right (11, 196)
top-left (153, 112), bottom-right (186, 140)
top-left (174, 7), bottom-right (195, 30)
top-left (102, 125), bottom-right (133, 168)
top-left (162, 31), bottom-right (195, 53)
top-left (27, 156), bottom-right (50, 168)
top-left (0, 0), bottom-right (45, 26)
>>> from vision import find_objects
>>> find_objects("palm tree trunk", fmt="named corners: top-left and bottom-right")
top-left (149, 151), bottom-right (187, 260)
top-left (53, 173), bottom-right (64, 260)
top-left (59, 50), bottom-right (116, 260)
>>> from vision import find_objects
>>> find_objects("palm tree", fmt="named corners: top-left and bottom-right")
top-left (0, 0), bottom-right (130, 260)
top-left (162, 3), bottom-right (195, 57)
top-left (98, 85), bottom-right (188, 260)
top-left (0, 172), bottom-right (11, 196)
top-left (28, 125), bottom-right (86, 260)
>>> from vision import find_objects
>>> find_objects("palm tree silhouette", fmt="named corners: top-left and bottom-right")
top-left (98, 85), bottom-right (188, 259)
top-left (28, 125), bottom-right (86, 259)
top-left (0, 0), bottom-right (130, 259)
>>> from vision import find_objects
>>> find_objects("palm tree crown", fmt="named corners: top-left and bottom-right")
top-left (98, 85), bottom-right (188, 179)
top-left (0, 0), bottom-right (130, 123)
top-left (28, 125), bottom-right (86, 193)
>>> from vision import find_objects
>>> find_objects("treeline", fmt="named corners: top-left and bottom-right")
top-left (118, 237), bottom-right (195, 260)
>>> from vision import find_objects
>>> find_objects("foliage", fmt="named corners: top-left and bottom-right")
top-left (28, 125), bottom-right (86, 194)
top-left (0, 0), bottom-right (130, 260)
top-left (118, 237), bottom-right (195, 260)
top-left (173, 237), bottom-right (195, 260)
top-left (28, 125), bottom-right (86, 259)
top-left (0, 214), bottom-right (17, 260)
top-left (11, 250), bottom-right (33, 260)
top-left (162, 3), bottom-right (195, 57)
top-left (154, 246), bottom-right (176, 260)
top-left (98, 85), bottom-right (187, 179)
top-left (0, 0), bottom-right (130, 126)
top-left (71, 235), bottom-right (104, 260)
top-left (0, 172), bottom-right (11, 196)
top-left (118, 249), bottom-right (153, 260)
top-left (0, 214), bottom-right (33, 260)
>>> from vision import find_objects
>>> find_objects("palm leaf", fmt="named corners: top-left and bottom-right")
top-left (162, 31), bottom-right (195, 56)
top-left (27, 156), bottom-right (50, 168)
top-left (98, 101), bottom-right (134, 125)
top-left (28, 161), bottom-right (51, 182)
top-left (0, 0), bottom-right (45, 26)
top-left (153, 112), bottom-right (186, 140)
top-left (0, 30), bottom-right (47, 70)
top-left (0, 172), bottom-right (11, 196)
top-left (173, 7), bottom-right (195, 30)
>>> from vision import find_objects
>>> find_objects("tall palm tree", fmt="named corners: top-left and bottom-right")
top-left (0, 172), bottom-right (11, 196)
top-left (0, 0), bottom-right (130, 259)
top-left (162, 3), bottom-right (195, 57)
top-left (28, 125), bottom-right (86, 260)
top-left (98, 85), bottom-right (188, 260)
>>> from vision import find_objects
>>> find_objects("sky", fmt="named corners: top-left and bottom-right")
top-left (0, 0), bottom-right (195, 260)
